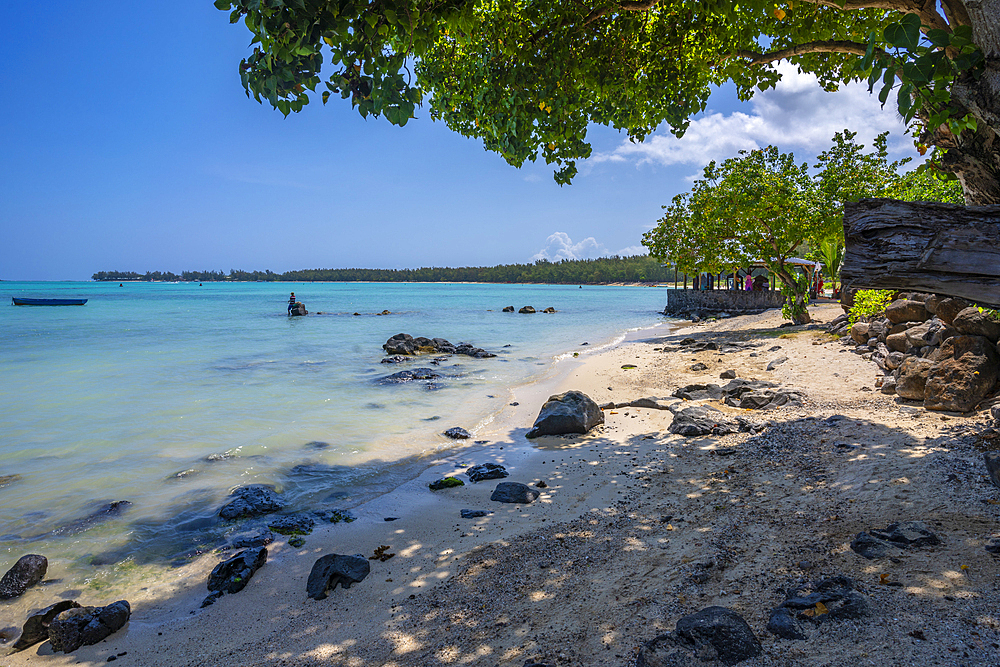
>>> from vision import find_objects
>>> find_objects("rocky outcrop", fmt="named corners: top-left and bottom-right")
top-left (518, 306), bottom-right (536, 314)
top-left (924, 336), bottom-right (1000, 411)
top-left (306, 554), bottom-right (370, 600)
top-left (47, 600), bottom-right (131, 653)
top-left (219, 485), bottom-right (284, 520)
top-left (288, 303), bottom-right (307, 316)
top-left (636, 607), bottom-right (761, 666)
top-left (202, 547), bottom-right (267, 607)
top-left (952, 307), bottom-right (1000, 342)
top-left (502, 306), bottom-right (514, 312)
top-left (382, 334), bottom-right (496, 358)
top-left (10, 600), bottom-right (80, 652)
top-left (0, 554), bottom-right (47, 599)
top-left (526, 391), bottom-right (604, 438)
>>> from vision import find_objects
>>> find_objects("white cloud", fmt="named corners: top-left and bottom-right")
top-left (590, 62), bottom-right (909, 170)
top-left (530, 234), bottom-right (650, 261)
top-left (532, 232), bottom-right (609, 261)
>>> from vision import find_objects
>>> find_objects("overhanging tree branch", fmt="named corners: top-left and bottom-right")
top-left (728, 40), bottom-right (875, 65)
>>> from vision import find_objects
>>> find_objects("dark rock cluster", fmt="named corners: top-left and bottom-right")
top-left (766, 575), bottom-right (867, 640)
top-left (383, 333), bottom-right (496, 358)
top-left (850, 521), bottom-right (941, 559)
top-left (47, 600), bottom-right (131, 653)
top-left (636, 606), bottom-right (761, 666)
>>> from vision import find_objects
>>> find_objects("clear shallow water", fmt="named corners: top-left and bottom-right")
top-left (0, 281), bottom-right (669, 576)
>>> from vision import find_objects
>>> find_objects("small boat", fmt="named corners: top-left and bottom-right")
top-left (12, 297), bottom-right (88, 306)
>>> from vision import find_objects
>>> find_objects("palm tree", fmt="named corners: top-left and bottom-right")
top-left (811, 237), bottom-right (845, 295)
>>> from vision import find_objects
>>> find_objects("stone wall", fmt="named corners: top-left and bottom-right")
top-left (664, 289), bottom-right (785, 316)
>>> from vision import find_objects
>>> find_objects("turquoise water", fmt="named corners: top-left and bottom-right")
top-left (0, 281), bottom-right (669, 575)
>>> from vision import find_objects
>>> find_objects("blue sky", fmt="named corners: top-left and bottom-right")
top-left (1, 3), bottom-right (912, 280)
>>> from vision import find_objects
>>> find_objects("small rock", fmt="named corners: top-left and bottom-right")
top-left (306, 554), bottom-right (370, 600)
top-left (502, 306), bottom-right (515, 312)
top-left (0, 554), bottom-right (47, 600)
top-left (985, 538), bottom-right (1000, 554)
top-left (0, 473), bottom-right (22, 488)
top-left (766, 575), bottom-right (866, 640)
top-left (466, 463), bottom-right (509, 483)
top-left (461, 509), bottom-right (490, 519)
top-left (637, 606), bottom-right (761, 666)
top-left (984, 452), bottom-right (1000, 490)
top-left (719, 370), bottom-right (737, 379)
top-left (668, 406), bottom-right (738, 437)
top-left (518, 306), bottom-right (536, 314)
top-left (202, 547), bottom-right (267, 607)
top-left (47, 600), bottom-right (131, 653)
top-left (766, 356), bottom-right (788, 371)
top-left (850, 521), bottom-right (941, 559)
top-left (535, 480), bottom-right (548, 488)
top-left (429, 477), bottom-right (464, 491)
top-left (443, 427), bottom-right (472, 439)
top-left (690, 362), bottom-right (708, 371)
top-left (490, 482), bottom-right (539, 504)
top-left (268, 514), bottom-right (315, 536)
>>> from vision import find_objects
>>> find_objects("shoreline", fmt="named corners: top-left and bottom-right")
top-left (5, 303), bottom-right (1000, 666)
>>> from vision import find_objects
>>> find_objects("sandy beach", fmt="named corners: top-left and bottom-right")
top-left (5, 302), bottom-right (1000, 666)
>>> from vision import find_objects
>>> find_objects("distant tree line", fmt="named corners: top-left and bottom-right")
top-left (92, 256), bottom-right (671, 284)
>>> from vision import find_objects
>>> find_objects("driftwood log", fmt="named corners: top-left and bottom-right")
top-left (841, 199), bottom-right (1000, 308)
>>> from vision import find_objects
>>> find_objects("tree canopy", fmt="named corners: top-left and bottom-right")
top-left (215, 0), bottom-right (998, 203)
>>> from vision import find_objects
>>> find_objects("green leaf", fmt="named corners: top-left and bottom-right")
top-left (214, 0), bottom-right (232, 9)
top-left (925, 29), bottom-right (951, 48)
top-left (878, 81), bottom-right (892, 107)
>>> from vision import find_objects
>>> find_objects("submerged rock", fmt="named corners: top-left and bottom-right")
top-left (47, 600), bottom-right (131, 653)
top-left (202, 547), bottom-right (267, 607)
top-left (268, 514), bottom-right (315, 536)
top-left (219, 485), bottom-right (284, 520)
top-left (526, 390), bottom-right (604, 438)
top-left (10, 600), bottom-right (81, 652)
top-left (443, 427), bottom-right (472, 439)
top-left (0, 554), bottom-right (47, 600)
top-left (378, 368), bottom-right (442, 384)
top-left (383, 334), bottom-right (496, 358)
top-left (49, 501), bottom-right (132, 537)
top-left (306, 554), bottom-right (370, 600)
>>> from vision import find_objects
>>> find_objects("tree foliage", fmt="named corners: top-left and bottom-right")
top-left (93, 255), bottom-right (672, 284)
top-left (215, 0), bottom-right (997, 201)
top-left (643, 145), bottom-right (829, 323)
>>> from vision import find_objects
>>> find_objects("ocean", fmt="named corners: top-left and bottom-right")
top-left (0, 281), bottom-right (670, 583)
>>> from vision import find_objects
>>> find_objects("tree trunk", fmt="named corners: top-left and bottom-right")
top-left (841, 198), bottom-right (1000, 306)
top-left (772, 264), bottom-right (812, 324)
top-left (936, 0), bottom-right (1000, 205)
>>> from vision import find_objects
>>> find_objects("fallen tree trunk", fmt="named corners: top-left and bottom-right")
top-left (841, 199), bottom-right (1000, 308)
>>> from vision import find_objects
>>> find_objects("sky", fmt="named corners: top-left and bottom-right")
top-left (0, 3), bottom-right (912, 280)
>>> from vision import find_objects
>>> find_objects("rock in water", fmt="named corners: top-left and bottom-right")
top-left (525, 391), bottom-right (604, 438)
top-left (0, 554), bottom-right (47, 599)
top-left (443, 427), bottom-right (472, 439)
top-left (637, 606), bottom-right (761, 666)
top-left (202, 547), bottom-right (267, 607)
top-left (288, 302), bottom-right (307, 316)
top-left (306, 554), bottom-right (371, 600)
top-left (268, 514), bottom-right (315, 535)
top-left (766, 575), bottom-right (866, 640)
top-left (47, 600), bottom-right (131, 653)
top-left (490, 482), bottom-right (539, 504)
top-left (518, 306), bottom-right (536, 314)
top-left (502, 306), bottom-right (515, 312)
top-left (219, 484), bottom-right (285, 520)
top-left (466, 463), bottom-right (509, 483)
top-left (10, 600), bottom-right (81, 652)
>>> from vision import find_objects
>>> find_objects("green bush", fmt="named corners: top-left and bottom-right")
top-left (849, 289), bottom-right (894, 325)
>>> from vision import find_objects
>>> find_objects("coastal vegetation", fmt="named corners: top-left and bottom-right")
top-left (92, 254), bottom-right (672, 284)
top-left (642, 131), bottom-right (964, 323)
top-left (215, 0), bottom-right (998, 203)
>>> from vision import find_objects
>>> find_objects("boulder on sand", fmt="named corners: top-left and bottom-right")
top-left (924, 335), bottom-right (1000, 412)
top-left (490, 481), bottom-right (539, 504)
top-left (10, 600), bottom-right (80, 652)
top-left (47, 600), bottom-right (131, 653)
top-left (668, 405), bottom-right (739, 437)
top-left (202, 547), bottom-right (268, 607)
top-left (306, 554), bottom-right (371, 600)
top-left (525, 391), bottom-right (604, 438)
top-left (636, 606), bottom-right (761, 666)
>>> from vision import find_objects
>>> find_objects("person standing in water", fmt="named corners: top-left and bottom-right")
top-left (288, 292), bottom-right (296, 314)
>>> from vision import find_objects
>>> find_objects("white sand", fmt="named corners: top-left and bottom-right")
top-left (5, 303), bottom-right (1000, 666)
